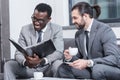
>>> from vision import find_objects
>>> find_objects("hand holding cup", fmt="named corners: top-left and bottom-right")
top-left (69, 47), bottom-right (78, 56)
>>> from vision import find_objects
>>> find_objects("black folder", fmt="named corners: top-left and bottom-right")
top-left (9, 38), bottom-right (56, 58)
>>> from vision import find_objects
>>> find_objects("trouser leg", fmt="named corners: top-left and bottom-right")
top-left (71, 67), bottom-right (91, 79)
top-left (4, 60), bottom-right (19, 80)
top-left (4, 60), bottom-right (34, 80)
top-left (51, 60), bottom-right (63, 77)
top-left (57, 63), bottom-right (91, 79)
top-left (57, 63), bottom-right (75, 78)
top-left (92, 64), bottom-right (120, 80)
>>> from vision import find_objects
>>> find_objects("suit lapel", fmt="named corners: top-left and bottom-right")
top-left (28, 23), bottom-right (52, 45)
top-left (77, 30), bottom-right (87, 59)
top-left (43, 23), bottom-right (52, 41)
top-left (88, 20), bottom-right (98, 58)
top-left (30, 24), bottom-right (37, 45)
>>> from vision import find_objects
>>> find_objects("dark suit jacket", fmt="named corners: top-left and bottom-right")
top-left (72, 19), bottom-right (120, 68)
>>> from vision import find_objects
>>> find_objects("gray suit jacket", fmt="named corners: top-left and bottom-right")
top-left (15, 22), bottom-right (64, 65)
top-left (74, 19), bottom-right (120, 67)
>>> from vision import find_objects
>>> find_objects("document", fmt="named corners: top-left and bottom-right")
top-left (9, 38), bottom-right (56, 58)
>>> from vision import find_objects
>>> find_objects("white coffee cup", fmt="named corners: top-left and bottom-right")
top-left (69, 47), bottom-right (78, 56)
top-left (34, 72), bottom-right (43, 79)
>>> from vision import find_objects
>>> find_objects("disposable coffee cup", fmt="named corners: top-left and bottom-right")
top-left (69, 47), bottom-right (78, 56)
top-left (34, 72), bottom-right (43, 79)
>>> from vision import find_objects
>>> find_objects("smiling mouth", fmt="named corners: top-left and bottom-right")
top-left (34, 25), bottom-right (41, 30)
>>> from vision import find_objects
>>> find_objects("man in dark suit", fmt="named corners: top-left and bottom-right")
top-left (4, 3), bottom-right (64, 80)
top-left (57, 2), bottom-right (120, 80)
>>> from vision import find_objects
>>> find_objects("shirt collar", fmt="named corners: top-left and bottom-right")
top-left (86, 18), bottom-right (94, 32)
top-left (41, 22), bottom-right (49, 33)
top-left (36, 22), bottom-right (49, 33)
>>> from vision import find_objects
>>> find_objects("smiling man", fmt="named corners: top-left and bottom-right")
top-left (4, 3), bottom-right (64, 80)
top-left (57, 2), bottom-right (120, 80)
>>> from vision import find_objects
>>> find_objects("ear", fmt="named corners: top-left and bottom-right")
top-left (83, 13), bottom-right (87, 20)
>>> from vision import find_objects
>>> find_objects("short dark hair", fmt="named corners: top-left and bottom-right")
top-left (34, 3), bottom-right (52, 17)
top-left (72, 2), bottom-right (101, 18)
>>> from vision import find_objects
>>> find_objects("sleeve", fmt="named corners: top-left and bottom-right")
top-left (93, 27), bottom-right (120, 67)
top-left (45, 25), bottom-right (64, 64)
top-left (15, 27), bottom-right (27, 65)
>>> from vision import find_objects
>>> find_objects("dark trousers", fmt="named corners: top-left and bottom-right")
top-left (57, 63), bottom-right (91, 79)
top-left (57, 63), bottom-right (120, 80)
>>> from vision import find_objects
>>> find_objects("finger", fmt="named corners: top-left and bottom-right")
top-left (27, 56), bottom-right (35, 61)
top-left (77, 66), bottom-right (82, 70)
top-left (69, 63), bottom-right (73, 66)
top-left (72, 61), bottom-right (81, 67)
top-left (64, 52), bottom-right (69, 56)
top-left (64, 52), bottom-right (71, 57)
top-left (72, 63), bottom-right (79, 67)
top-left (64, 49), bottom-right (69, 52)
top-left (33, 53), bottom-right (36, 56)
top-left (73, 59), bottom-right (81, 64)
top-left (71, 64), bottom-right (82, 70)
top-left (64, 50), bottom-right (69, 54)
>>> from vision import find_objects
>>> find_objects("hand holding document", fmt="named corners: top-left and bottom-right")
top-left (9, 38), bottom-right (56, 58)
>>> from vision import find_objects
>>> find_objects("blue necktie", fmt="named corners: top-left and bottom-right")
top-left (37, 30), bottom-right (42, 42)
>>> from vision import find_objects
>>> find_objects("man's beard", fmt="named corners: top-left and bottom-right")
top-left (75, 19), bottom-right (85, 30)
top-left (75, 23), bottom-right (85, 30)
top-left (78, 24), bottom-right (85, 30)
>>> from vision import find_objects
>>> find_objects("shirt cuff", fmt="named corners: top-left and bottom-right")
top-left (22, 59), bottom-right (26, 66)
top-left (35, 58), bottom-right (47, 68)
top-left (44, 58), bottom-right (48, 64)
top-left (65, 57), bottom-right (72, 62)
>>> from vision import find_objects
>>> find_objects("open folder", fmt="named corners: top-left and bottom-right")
top-left (9, 38), bottom-right (56, 58)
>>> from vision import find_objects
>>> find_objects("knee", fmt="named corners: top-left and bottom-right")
top-left (57, 63), bottom-right (69, 74)
top-left (51, 60), bottom-right (63, 73)
top-left (92, 64), bottom-right (105, 79)
top-left (57, 64), bottom-right (64, 73)
top-left (57, 64), bottom-right (73, 78)
top-left (57, 63), bottom-right (66, 77)
top-left (4, 60), bottom-right (18, 70)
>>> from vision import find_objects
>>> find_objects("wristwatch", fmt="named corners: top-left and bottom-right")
top-left (87, 60), bottom-right (94, 67)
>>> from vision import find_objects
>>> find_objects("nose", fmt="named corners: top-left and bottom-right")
top-left (34, 21), bottom-right (40, 25)
top-left (72, 19), bottom-right (75, 24)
